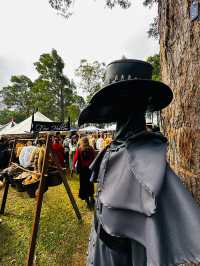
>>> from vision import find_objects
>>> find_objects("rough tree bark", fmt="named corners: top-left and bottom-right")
top-left (159, 1), bottom-right (200, 265)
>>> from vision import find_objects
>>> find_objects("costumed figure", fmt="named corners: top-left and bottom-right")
top-left (51, 137), bottom-right (64, 167)
top-left (78, 59), bottom-right (200, 266)
top-left (73, 137), bottom-right (95, 208)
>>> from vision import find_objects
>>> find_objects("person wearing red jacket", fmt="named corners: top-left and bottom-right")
top-left (73, 136), bottom-right (95, 208)
top-left (51, 137), bottom-right (64, 167)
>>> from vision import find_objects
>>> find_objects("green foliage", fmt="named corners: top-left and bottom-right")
top-left (72, 94), bottom-right (86, 110)
top-left (0, 109), bottom-right (27, 125)
top-left (33, 49), bottom-right (74, 121)
top-left (67, 103), bottom-right (80, 126)
top-left (143, 0), bottom-right (158, 7)
top-left (31, 79), bottom-right (56, 120)
top-left (49, 0), bottom-right (74, 18)
top-left (1, 75), bottom-right (33, 116)
top-left (0, 49), bottom-right (82, 124)
top-left (49, 0), bottom-right (131, 18)
top-left (147, 16), bottom-right (159, 39)
top-left (75, 59), bottom-right (106, 102)
top-left (105, 0), bottom-right (131, 9)
top-left (48, 0), bottom-right (158, 39)
top-left (146, 54), bottom-right (160, 81)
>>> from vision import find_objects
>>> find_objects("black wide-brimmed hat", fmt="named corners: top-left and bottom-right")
top-left (78, 59), bottom-right (173, 126)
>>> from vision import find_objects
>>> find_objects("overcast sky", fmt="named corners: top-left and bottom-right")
top-left (0, 0), bottom-right (159, 90)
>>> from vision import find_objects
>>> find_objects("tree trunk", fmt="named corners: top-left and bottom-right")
top-left (60, 86), bottom-right (64, 122)
top-left (159, 1), bottom-right (200, 265)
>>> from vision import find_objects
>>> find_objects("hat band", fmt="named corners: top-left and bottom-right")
top-left (108, 74), bottom-right (140, 85)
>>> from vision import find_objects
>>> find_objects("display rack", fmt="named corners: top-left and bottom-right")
top-left (0, 133), bottom-right (82, 266)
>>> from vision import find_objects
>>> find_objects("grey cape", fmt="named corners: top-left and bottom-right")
top-left (86, 132), bottom-right (200, 266)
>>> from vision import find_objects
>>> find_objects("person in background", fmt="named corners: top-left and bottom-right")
top-left (0, 136), bottom-right (10, 168)
top-left (51, 137), bottom-right (64, 167)
top-left (63, 135), bottom-right (70, 169)
top-left (72, 137), bottom-right (95, 209)
top-left (0, 136), bottom-right (10, 190)
top-left (96, 133), bottom-right (104, 151)
top-left (103, 132), bottom-right (113, 147)
top-left (90, 133), bottom-right (97, 150)
top-left (55, 131), bottom-right (61, 141)
top-left (88, 133), bottom-right (93, 146)
top-left (69, 135), bottom-right (78, 175)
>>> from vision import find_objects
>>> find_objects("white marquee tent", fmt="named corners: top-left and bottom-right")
top-left (0, 120), bottom-right (17, 134)
top-left (78, 126), bottom-right (101, 132)
top-left (0, 112), bottom-right (52, 135)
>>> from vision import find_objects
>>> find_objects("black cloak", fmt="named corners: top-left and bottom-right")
top-left (86, 132), bottom-right (200, 266)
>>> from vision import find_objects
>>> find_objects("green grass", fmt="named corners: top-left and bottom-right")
top-left (0, 176), bottom-right (93, 266)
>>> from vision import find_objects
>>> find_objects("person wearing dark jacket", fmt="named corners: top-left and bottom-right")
top-left (0, 136), bottom-right (10, 169)
top-left (73, 137), bottom-right (95, 208)
top-left (78, 59), bottom-right (200, 266)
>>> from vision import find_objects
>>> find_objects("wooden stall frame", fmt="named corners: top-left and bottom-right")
top-left (0, 133), bottom-right (82, 266)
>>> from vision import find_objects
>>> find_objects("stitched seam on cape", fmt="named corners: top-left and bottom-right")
top-left (127, 164), bottom-right (156, 216)
top-left (126, 149), bottom-right (155, 196)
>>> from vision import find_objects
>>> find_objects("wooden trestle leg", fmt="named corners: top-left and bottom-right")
top-left (49, 147), bottom-right (82, 221)
top-left (0, 180), bottom-right (10, 214)
top-left (0, 139), bottom-right (16, 215)
top-left (26, 134), bottom-right (82, 266)
top-left (26, 136), bottom-right (50, 266)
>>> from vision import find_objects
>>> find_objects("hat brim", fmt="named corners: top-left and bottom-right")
top-left (79, 79), bottom-right (173, 126)
top-left (78, 103), bottom-right (124, 126)
top-left (91, 79), bottom-right (173, 109)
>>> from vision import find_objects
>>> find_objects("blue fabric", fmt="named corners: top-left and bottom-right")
top-left (19, 146), bottom-right (35, 168)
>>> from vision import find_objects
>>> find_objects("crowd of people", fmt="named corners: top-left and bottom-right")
top-left (0, 131), bottom-right (113, 209)
top-left (52, 131), bottom-right (114, 208)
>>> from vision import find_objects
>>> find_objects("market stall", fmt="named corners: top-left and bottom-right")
top-left (0, 120), bottom-right (16, 134)
top-left (0, 112), bottom-right (52, 136)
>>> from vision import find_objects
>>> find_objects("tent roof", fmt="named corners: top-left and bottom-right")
top-left (0, 112), bottom-right (52, 135)
top-left (78, 126), bottom-right (101, 132)
top-left (0, 121), bottom-right (17, 133)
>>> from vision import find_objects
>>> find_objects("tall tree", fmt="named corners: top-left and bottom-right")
top-left (67, 103), bottom-right (80, 127)
top-left (31, 79), bottom-right (56, 120)
top-left (159, 3), bottom-right (200, 174)
top-left (34, 49), bottom-right (74, 121)
top-left (1, 75), bottom-right (33, 116)
top-left (75, 59), bottom-right (106, 102)
top-left (159, 4), bottom-right (200, 266)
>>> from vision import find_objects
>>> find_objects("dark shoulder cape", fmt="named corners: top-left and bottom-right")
top-left (91, 132), bottom-right (200, 266)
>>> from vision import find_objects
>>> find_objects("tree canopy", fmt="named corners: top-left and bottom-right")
top-left (0, 49), bottom-right (85, 125)
top-left (1, 75), bottom-right (33, 116)
top-left (34, 49), bottom-right (75, 121)
top-left (75, 59), bottom-right (106, 102)
top-left (0, 109), bottom-right (27, 125)
top-left (48, 0), bottom-right (158, 38)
